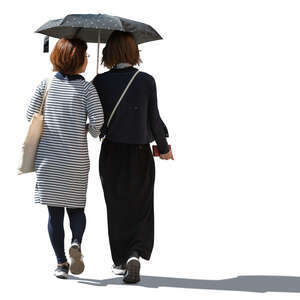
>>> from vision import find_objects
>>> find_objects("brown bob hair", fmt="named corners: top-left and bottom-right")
top-left (102, 31), bottom-right (142, 69)
top-left (50, 38), bottom-right (87, 75)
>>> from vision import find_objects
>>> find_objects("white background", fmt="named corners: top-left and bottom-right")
top-left (1, 0), bottom-right (300, 299)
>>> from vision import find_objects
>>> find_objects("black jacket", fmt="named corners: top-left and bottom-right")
top-left (92, 66), bottom-right (169, 154)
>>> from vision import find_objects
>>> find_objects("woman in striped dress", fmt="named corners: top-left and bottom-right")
top-left (26, 38), bottom-right (104, 279)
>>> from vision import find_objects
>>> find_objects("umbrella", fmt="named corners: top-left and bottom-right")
top-left (35, 13), bottom-right (163, 73)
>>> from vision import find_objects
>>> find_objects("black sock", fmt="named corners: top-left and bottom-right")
top-left (130, 250), bottom-right (139, 259)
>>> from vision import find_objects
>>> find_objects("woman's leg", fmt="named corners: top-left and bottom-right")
top-left (47, 206), bottom-right (67, 264)
top-left (66, 208), bottom-right (86, 275)
top-left (66, 208), bottom-right (86, 244)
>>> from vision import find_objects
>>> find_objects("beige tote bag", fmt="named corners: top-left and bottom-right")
top-left (18, 78), bottom-right (53, 175)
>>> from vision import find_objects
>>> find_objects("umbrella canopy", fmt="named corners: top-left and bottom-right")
top-left (35, 14), bottom-right (163, 44)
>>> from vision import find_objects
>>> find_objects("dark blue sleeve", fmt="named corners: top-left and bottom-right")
top-left (148, 78), bottom-right (169, 154)
top-left (92, 75), bottom-right (107, 139)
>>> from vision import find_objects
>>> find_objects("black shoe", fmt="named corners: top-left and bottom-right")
top-left (123, 257), bottom-right (140, 284)
top-left (54, 263), bottom-right (69, 279)
top-left (69, 242), bottom-right (85, 275)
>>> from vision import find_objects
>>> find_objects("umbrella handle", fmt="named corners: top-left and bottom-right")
top-left (96, 31), bottom-right (101, 74)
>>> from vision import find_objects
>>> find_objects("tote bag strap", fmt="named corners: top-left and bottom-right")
top-left (39, 77), bottom-right (53, 115)
top-left (107, 70), bottom-right (140, 128)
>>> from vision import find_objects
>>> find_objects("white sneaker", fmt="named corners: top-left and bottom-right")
top-left (69, 242), bottom-right (85, 275)
top-left (123, 257), bottom-right (140, 283)
top-left (54, 263), bottom-right (69, 279)
top-left (112, 263), bottom-right (126, 275)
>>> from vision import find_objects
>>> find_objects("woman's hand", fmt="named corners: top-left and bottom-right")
top-left (159, 150), bottom-right (174, 160)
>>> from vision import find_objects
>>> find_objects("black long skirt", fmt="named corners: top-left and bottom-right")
top-left (99, 139), bottom-right (155, 266)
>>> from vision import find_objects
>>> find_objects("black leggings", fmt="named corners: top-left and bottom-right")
top-left (47, 206), bottom-right (86, 264)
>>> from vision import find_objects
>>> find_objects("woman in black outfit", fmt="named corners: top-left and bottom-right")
top-left (93, 31), bottom-right (174, 283)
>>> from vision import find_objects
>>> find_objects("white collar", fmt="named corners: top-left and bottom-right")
top-left (115, 63), bottom-right (132, 69)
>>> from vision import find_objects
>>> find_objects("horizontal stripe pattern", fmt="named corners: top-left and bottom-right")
top-left (26, 76), bottom-right (104, 207)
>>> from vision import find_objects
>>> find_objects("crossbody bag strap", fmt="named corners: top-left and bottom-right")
top-left (107, 70), bottom-right (140, 128)
top-left (39, 77), bottom-right (53, 115)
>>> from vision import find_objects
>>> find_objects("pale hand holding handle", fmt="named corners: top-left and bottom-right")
top-left (159, 149), bottom-right (174, 160)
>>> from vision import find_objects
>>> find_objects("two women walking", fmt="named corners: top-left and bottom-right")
top-left (26, 31), bottom-right (173, 283)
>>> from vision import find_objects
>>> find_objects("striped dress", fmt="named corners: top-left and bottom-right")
top-left (26, 72), bottom-right (104, 208)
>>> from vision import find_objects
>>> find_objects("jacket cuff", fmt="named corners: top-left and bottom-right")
top-left (156, 138), bottom-right (170, 154)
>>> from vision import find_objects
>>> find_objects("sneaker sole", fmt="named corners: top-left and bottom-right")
top-left (112, 267), bottom-right (126, 276)
top-left (54, 271), bottom-right (68, 279)
top-left (123, 260), bottom-right (140, 284)
top-left (69, 246), bottom-right (85, 275)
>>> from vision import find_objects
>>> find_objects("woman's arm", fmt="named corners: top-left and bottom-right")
top-left (148, 78), bottom-right (170, 154)
top-left (86, 83), bottom-right (104, 137)
top-left (26, 80), bottom-right (47, 122)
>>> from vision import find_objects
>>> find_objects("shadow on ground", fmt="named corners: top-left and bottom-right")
top-left (68, 275), bottom-right (300, 293)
